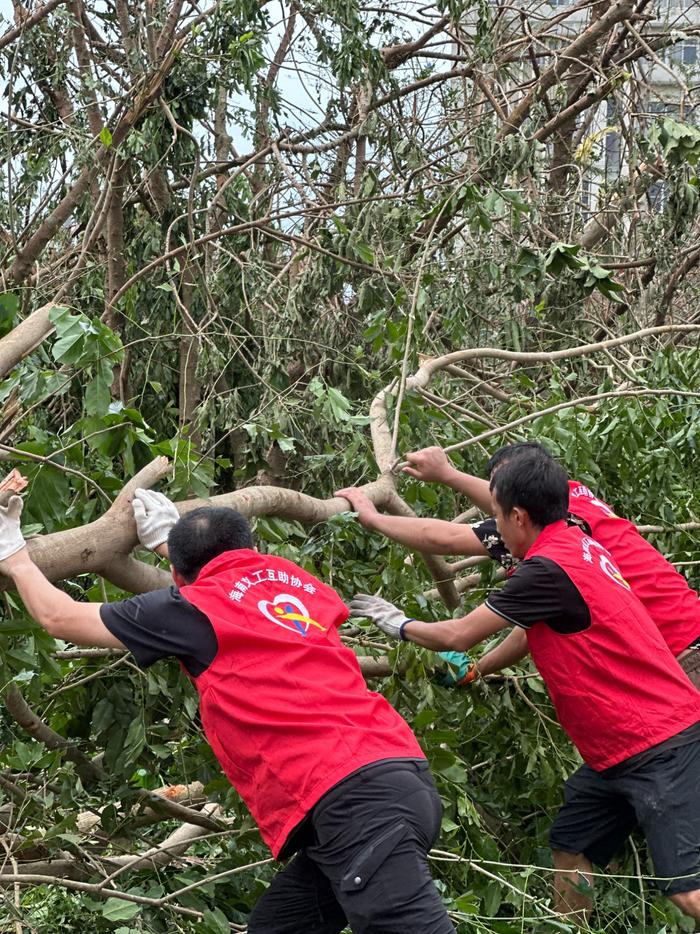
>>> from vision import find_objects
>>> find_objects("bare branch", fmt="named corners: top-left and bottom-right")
top-left (0, 0), bottom-right (69, 51)
top-left (4, 685), bottom-right (103, 785)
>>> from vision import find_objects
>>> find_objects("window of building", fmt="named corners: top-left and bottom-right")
top-left (661, 0), bottom-right (695, 9)
top-left (667, 39), bottom-right (699, 67)
top-left (647, 100), bottom-right (680, 117)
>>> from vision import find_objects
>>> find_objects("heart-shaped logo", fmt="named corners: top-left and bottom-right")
top-left (258, 593), bottom-right (325, 637)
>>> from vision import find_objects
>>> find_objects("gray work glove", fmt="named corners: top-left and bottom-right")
top-left (0, 495), bottom-right (25, 561)
top-left (132, 488), bottom-right (180, 551)
top-left (348, 593), bottom-right (414, 641)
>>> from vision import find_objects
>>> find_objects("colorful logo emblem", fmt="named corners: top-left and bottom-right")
top-left (599, 554), bottom-right (630, 590)
top-left (258, 593), bottom-right (326, 637)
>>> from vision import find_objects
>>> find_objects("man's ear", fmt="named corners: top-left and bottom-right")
top-left (171, 566), bottom-right (187, 588)
top-left (512, 506), bottom-right (528, 529)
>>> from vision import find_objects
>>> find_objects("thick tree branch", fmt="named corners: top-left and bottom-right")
top-left (0, 0), bottom-right (69, 51)
top-left (0, 302), bottom-right (61, 379)
top-left (381, 16), bottom-right (449, 69)
top-left (4, 685), bottom-right (103, 785)
top-left (498, 0), bottom-right (635, 139)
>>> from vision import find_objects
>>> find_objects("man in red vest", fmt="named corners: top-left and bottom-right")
top-left (348, 453), bottom-right (700, 922)
top-left (337, 443), bottom-right (700, 687)
top-left (0, 492), bottom-right (455, 934)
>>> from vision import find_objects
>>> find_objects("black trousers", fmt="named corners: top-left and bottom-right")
top-left (247, 759), bottom-right (456, 934)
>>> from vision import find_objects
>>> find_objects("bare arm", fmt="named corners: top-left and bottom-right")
top-left (476, 627), bottom-right (529, 676)
top-left (402, 447), bottom-right (493, 513)
top-left (0, 549), bottom-right (126, 648)
top-left (336, 488), bottom-right (488, 556)
top-left (402, 603), bottom-right (509, 652)
top-left (440, 472), bottom-right (492, 513)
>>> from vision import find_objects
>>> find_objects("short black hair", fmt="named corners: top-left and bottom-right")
top-left (490, 452), bottom-right (568, 528)
top-left (486, 441), bottom-right (553, 477)
top-left (168, 506), bottom-right (254, 582)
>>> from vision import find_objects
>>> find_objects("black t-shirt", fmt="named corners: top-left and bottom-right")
top-left (485, 557), bottom-right (592, 634)
top-left (472, 515), bottom-right (592, 573)
top-left (100, 587), bottom-right (218, 677)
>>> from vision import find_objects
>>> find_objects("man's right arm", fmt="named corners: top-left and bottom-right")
top-left (335, 488), bottom-right (488, 556)
top-left (402, 447), bottom-right (493, 513)
top-left (0, 487), bottom-right (180, 651)
top-left (1, 549), bottom-right (125, 648)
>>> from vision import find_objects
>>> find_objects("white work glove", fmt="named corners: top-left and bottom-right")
top-left (132, 488), bottom-right (180, 551)
top-left (0, 495), bottom-right (25, 561)
top-left (348, 593), bottom-right (415, 641)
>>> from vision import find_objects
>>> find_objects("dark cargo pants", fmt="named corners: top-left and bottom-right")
top-left (247, 759), bottom-right (456, 934)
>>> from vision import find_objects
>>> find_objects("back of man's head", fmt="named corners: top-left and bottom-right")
top-left (486, 441), bottom-right (553, 478)
top-left (490, 452), bottom-right (569, 529)
top-left (168, 506), bottom-right (254, 583)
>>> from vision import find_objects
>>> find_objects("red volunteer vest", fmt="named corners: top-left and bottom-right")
top-left (524, 522), bottom-right (700, 770)
top-left (180, 550), bottom-right (424, 857)
top-left (568, 481), bottom-right (700, 656)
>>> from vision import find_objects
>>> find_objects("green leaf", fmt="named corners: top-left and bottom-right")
top-left (49, 306), bottom-right (89, 363)
top-left (0, 292), bottom-right (18, 337)
top-left (100, 804), bottom-right (120, 835)
top-left (513, 247), bottom-right (541, 280)
top-left (23, 461), bottom-right (71, 529)
top-left (413, 709), bottom-right (437, 729)
top-left (91, 697), bottom-right (115, 735)
top-left (51, 331), bottom-right (85, 363)
top-left (331, 215), bottom-right (350, 235)
top-left (326, 386), bottom-right (352, 422)
top-left (544, 242), bottom-right (582, 276)
top-left (454, 893), bottom-right (480, 914)
top-left (353, 241), bottom-right (375, 264)
top-left (56, 832), bottom-right (83, 845)
top-left (84, 370), bottom-right (112, 416)
top-left (123, 717), bottom-right (146, 760)
top-left (101, 898), bottom-right (141, 921)
top-left (201, 908), bottom-right (231, 934)
top-left (100, 126), bottom-right (113, 147)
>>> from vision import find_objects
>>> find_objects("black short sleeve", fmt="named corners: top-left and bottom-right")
top-left (567, 512), bottom-right (592, 536)
top-left (99, 587), bottom-right (218, 677)
top-left (485, 557), bottom-right (591, 634)
top-left (470, 517), bottom-right (520, 572)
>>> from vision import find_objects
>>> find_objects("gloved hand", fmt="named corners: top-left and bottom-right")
top-left (0, 495), bottom-right (25, 562)
top-left (434, 651), bottom-right (470, 686)
top-left (132, 488), bottom-right (180, 551)
top-left (434, 652), bottom-right (480, 687)
top-left (348, 593), bottom-right (414, 641)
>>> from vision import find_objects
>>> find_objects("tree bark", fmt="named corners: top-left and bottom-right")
top-left (0, 302), bottom-right (61, 378)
